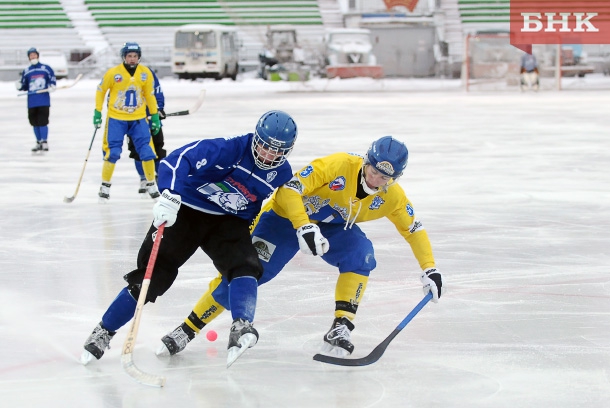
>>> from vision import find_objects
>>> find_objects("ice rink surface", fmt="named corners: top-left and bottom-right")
top-left (0, 74), bottom-right (609, 407)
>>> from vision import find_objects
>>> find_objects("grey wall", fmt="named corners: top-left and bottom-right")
top-left (368, 25), bottom-right (436, 77)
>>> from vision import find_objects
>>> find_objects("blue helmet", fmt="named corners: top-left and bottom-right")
top-left (120, 42), bottom-right (141, 62)
top-left (252, 110), bottom-right (298, 170)
top-left (365, 136), bottom-right (408, 178)
top-left (27, 47), bottom-right (39, 58)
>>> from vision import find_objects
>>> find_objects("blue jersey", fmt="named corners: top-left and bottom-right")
top-left (146, 70), bottom-right (164, 117)
top-left (18, 63), bottom-right (56, 109)
top-left (158, 134), bottom-right (293, 221)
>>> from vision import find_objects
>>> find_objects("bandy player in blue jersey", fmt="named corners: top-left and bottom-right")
top-left (16, 47), bottom-right (56, 153)
top-left (81, 110), bottom-right (298, 367)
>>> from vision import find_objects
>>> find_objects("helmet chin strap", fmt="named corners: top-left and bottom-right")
top-left (360, 165), bottom-right (380, 195)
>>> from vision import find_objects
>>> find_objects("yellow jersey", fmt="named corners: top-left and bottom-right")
top-left (271, 152), bottom-right (435, 270)
top-left (95, 63), bottom-right (158, 121)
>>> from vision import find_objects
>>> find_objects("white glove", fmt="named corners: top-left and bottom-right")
top-left (296, 223), bottom-right (329, 256)
top-left (420, 267), bottom-right (442, 303)
top-left (152, 189), bottom-right (181, 228)
top-left (48, 85), bottom-right (56, 92)
top-left (15, 81), bottom-right (21, 91)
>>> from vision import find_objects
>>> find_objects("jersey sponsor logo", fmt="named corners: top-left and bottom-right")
top-left (409, 220), bottom-right (423, 234)
top-left (369, 195), bottom-right (385, 210)
top-left (196, 158), bottom-right (207, 169)
top-left (197, 182), bottom-right (248, 214)
top-left (332, 203), bottom-right (349, 221)
top-left (114, 74), bottom-right (123, 83)
top-left (328, 176), bottom-right (346, 191)
top-left (304, 195), bottom-right (331, 216)
top-left (226, 176), bottom-right (256, 202)
top-left (406, 203), bottom-right (414, 216)
top-left (252, 236), bottom-right (276, 262)
top-left (266, 171), bottom-right (277, 183)
top-left (299, 165), bottom-right (314, 178)
top-left (284, 178), bottom-right (303, 194)
top-left (140, 73), bottom-right (148, 81)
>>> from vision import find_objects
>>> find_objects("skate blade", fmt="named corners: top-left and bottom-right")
top-left (98, 197), bottom-right (109, 204)
top-left (80, 350), bottom-right (94, 365)
top-left (319, 343), bottom-right (351, 358)
top-left (155, 342), bottom-right (170, 357)
top-left (226, 333), bottom-right (257, 367)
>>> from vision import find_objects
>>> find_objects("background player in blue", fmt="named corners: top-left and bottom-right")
top-left (126, 69), bottom-right (167, 195)
top-left (81, 110), bottom-right (298, 367)
top-left (159, 136), bottom-right (443, 359)
top-left (16, 47), bottom-right (56, 153)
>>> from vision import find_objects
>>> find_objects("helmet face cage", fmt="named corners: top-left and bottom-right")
top-left (252, 132), bottom-right (294, 170)
top-left (252, 110), bottom-right (297, 170)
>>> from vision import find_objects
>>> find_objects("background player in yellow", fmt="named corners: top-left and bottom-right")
top-left (158, 136), bottom-right (443, 358)
top-left (93, 42), bottom-right (161, 202)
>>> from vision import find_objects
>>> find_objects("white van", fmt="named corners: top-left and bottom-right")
top-left (39, 50), bottom-right (68, 79)
top-left (172, 24), bottom-right (239, 80)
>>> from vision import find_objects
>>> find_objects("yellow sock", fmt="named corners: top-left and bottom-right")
top-left (101, 161), bottom-right (115, 183)
top-left (142, 160), bottom-right (156, 182)
top-left (334, 272), bottom-right (369, 320)
top-left (185, 274), bottom-right (227, 333)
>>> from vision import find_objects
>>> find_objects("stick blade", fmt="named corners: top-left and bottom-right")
top-left (313, 350), bottom-right (382, 367)
top-left (121, 353), bottom-right (166, 387)
top-left (63, 196), bottom-right (75, 203)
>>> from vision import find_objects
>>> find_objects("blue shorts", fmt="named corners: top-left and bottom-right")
top-left (211, 209), bottom-right (377, 309)
top-left (102, 118), bottom-right (156, 163)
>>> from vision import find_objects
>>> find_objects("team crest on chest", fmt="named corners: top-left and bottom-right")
top-left (266, 171), bottom-right (277, 183)
top-left (329, 176), bottom-right (346, 191)
top-left (369, 195), bottom-right (385, 210)
top-left (114, 74), bottom-right (123, 83)
top-left (140, 73), bottom-right (148, 81)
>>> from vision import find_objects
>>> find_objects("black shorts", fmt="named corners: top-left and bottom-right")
top-left (128, 128), bottom-right (166, 160)
top-left (124, 205), bottom-right (262, 303)
top-left (28, 106), bottom-right (50, 127)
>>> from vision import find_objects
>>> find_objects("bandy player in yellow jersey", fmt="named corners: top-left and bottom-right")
top-left (158, 136), bottom-right (443, 358)
top-left (93, 42), bottom-right (161, 202)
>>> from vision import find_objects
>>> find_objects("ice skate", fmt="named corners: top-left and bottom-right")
top-left (320, 317), bottom-right (355, 358)
top-left (98, 182), bottom-right (111, 203)
top-left (41, 141), bottom-right (49, 151)
top-left (145, 180), bottom-right (160, 200)
top-left (81, 322), bottom-right (115, 365)
top-left (156, 322), bottom-right (196, 356)
top-left (31, 141), bottom-right (43, 154)
top-left (138, 179), bottom-right (147, 195)
top-left (226, 318), bottom-right (258, 367)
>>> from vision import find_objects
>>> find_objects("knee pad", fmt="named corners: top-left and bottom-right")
top-left (227, 251), bottom-right (263, 282)
top-left (124, 267), bottom-right (177, 303)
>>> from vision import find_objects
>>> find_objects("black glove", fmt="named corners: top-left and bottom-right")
top-left (158, 109), bottom-right (166, 120)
